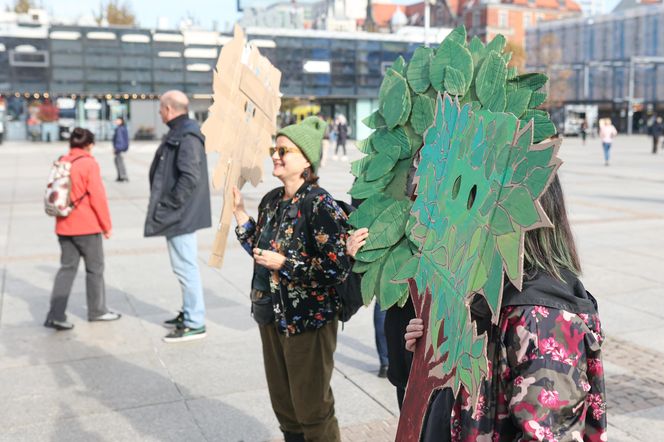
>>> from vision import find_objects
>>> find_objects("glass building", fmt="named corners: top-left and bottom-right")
top-left (526, 3), bottom-right (664, 133)
top-left (0, 18), bottom-right (442, 141)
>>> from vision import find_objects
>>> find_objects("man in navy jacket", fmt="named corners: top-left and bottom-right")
top-left (112, 117), bottom-right (129, 182)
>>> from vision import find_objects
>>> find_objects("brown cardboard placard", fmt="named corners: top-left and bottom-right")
top-left (202, 25), bottom-right (282, 267)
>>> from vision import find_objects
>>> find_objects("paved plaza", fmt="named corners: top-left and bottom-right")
top-left (0, 134), bottom-right (663, 441)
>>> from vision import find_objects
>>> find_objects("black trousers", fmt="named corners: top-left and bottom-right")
top-left (47, 233), bottom-right (108, 321)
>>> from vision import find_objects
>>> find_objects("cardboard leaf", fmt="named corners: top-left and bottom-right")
top-left (522, 110), bottom-right (556, 142)
top-left (363, 110), bottom-right (387, 129)
top-left (349, 171), bottom-right (395, 199)
top-left (511, 73), bottom-right (548, 92)
top-left (361, 255), bottom-right (384, 304)
top-left (356, 137), bottom-right (374, 154)
top-left (373, 127), bottom-right (410, 157)
top-left (407, 47), bottom-right (434, 93)
top-left (486, 34), bottom-right (506, 53)
top-left (384, 158), bottom-right (415, 201)
top-left (505, 89), bottom-right (532, 118)
top-left (445, 25), bottom-right (467, 46)
top-left (348, 194), bottom-right (396, 228)
top-left (529, 91), bottom-right (547, 108)
top-left (392, 55), bottom-right (407, 76)
top-left (411, 94), bottom-right (436, 135)
top-left (355, 246), bottom-right (391, 263)
top-left (379, 239), bottom-right (413, 308)
top-left (362, 199), bottom-right (412, 251)
top-left (476, 51), bottom-right (507, 112)
top-left (501, 186), bottom-right (540, 227)
top-left (366, 149), bottom-right (400, 181)
top-left (380, 69), bottom-right (412, 129)
top-left (443, 66), bottom-right (468, 96)
top-left (430, 39), bottom-right (473, 95)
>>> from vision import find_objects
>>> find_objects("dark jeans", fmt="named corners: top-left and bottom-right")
top-left (385, 298), bottom-right (416, 409)
top-left (47, 234), bottom-right (108, 321)
top-left (114, 151), bottom-right (128, 180)
top-left (334, 141), bottom-right (346, 156)
top-left (374, 301), bottom-right (389, 366)
top-left (259, 320), bottom-right (340, 442)
top-left (653, 136), bottom-right (660, 154)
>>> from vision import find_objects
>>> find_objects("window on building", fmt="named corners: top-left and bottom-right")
top-left (524, 13), bottom-right (532, 29)
top-left (498, 10), bottom-right (508, 28)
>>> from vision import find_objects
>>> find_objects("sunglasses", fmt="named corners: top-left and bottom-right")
top-left (269, 146), bottom-right (301, 158)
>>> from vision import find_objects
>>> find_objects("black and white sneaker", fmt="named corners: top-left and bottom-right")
top-left (163, 311), bottom-right (184, 328)
top-left (163, 325), bottom-right (206, 343)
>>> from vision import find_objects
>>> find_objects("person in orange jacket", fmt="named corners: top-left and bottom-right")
top-left (44, 128), bottom-right (121, 330)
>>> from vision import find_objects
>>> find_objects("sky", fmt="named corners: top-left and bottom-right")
top-left (1, 0), bottom-right (622, 31)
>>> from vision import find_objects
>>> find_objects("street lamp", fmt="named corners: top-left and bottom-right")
top-left (424, 0), bottom-right (436, 48)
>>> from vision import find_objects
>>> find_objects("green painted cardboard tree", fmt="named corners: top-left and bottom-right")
top-left (347, 26), bottom-right (561, 440)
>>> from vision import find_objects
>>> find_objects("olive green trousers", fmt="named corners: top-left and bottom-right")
top-left (259, 319), bottom-right (340, 442)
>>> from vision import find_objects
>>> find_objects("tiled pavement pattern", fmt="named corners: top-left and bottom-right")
top-left (2, 135), bottom-right (664, 441)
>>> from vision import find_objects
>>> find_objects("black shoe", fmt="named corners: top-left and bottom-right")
top-left (378, 365), bottom-right (388, 378)
top-left (89, 312), bottom-right (122, 322)
top-left (163, 325), bottom-right (206, 343)
top-left (164, 311), bottom-right (184, 328)
top-left (283, 431), bottom-right (306, 442)
top-left (44, 319), bottom-right (74, 330)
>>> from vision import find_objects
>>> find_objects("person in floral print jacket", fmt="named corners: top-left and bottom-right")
top-left (404, 175), bottom-right (608, 441)
top-left (233, 117), bottom-right (351, 442)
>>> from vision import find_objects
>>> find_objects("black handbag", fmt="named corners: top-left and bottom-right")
top-left (250, 289), bottom-right (275, 325)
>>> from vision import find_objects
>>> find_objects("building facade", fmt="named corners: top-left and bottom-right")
top-left (526, 2), bottom-right (664, 132)
top-left (462, 0), bottom-right (582, 47)
top-left (0, 12), bottom-right (446, 141)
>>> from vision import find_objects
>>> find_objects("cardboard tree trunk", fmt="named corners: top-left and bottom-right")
top-left (201, 25), bottom-right (281, 268)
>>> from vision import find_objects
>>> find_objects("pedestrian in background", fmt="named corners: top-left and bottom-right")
top-left (112, 117), bottom-right (129, 182)
top-left (233, 117), bottom-right (352, 442)
top-left (651, 116), bottom-right (663, 154)
top-left (144, 90), bottom-right (211, 343)
top-left (580, 120), bottom-right (588, 146)
top-left (334, 114), bottom-right (348, 162)
top-left (599, 118), bottom-right (617, 166)
top-left (45, 128), bottom-right (120, 330)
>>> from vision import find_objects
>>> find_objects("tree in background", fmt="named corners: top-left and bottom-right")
top-left (10, 0), bottom-right (36, 13)
top-left (94, 0), bottom-right (136, 26)
top-left (537, 33), bottom-right (572, 110)
top-left (505, 41), bottom-right (526, 73)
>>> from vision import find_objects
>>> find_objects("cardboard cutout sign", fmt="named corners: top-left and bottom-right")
top-left (347, 26), bottom-right (561, 440)
top-left (202, 25), bottom-right (282, 267)
top-left (395, 94), bottom-right (560, 440)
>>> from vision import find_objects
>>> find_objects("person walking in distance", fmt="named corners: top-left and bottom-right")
top-left (112, 117), bottom-right (130, 182)
top-left (144, 90), bottom-right (211, 343)
top-left (45, 128), bottom-right (121, 330)
top-left (334, 114), bottom-right (349, 161)
top-left (651, 116), bottom-right (663, 154)
top-left (599, 118), bottom-right (617, 166)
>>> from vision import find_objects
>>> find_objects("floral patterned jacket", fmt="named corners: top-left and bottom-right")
top-left (235, 183), bottom-right (352, 335)
top-left (422, 270), bottom-right (607, 442)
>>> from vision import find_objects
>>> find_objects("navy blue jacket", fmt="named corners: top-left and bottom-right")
top-left (112, 125), bottom-right (129, 152)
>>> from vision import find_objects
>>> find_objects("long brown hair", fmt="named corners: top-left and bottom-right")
top-left (524, 174), bottom-right (581, 280)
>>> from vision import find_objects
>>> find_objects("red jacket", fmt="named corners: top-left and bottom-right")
top-left (55, 149), bottom-right (112, 236)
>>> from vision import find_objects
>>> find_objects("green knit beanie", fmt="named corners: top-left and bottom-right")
top-left (276, 116), bottom-right (327, 173)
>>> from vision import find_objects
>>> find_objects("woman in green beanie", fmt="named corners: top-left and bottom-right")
top-left (233, 116), bottom-right (352, 442)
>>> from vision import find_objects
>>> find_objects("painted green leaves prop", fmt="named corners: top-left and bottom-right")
top-left (349, 25), bottom-right (558, 313)
top-left (400, 92), bottom-right (560, 400)
top-left (379, 68), bottom-right (412, 129)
